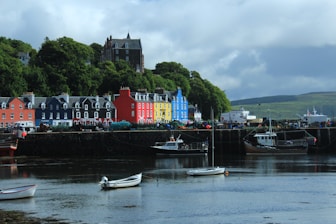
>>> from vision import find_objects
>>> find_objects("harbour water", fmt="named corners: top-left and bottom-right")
top-left (1, 153), bottom-right (336, 224)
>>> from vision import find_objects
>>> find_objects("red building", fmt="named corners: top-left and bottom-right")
top-left (0, 97), bottom-right (35, 128)
top-left (113, 87), bottom-right (154, 124)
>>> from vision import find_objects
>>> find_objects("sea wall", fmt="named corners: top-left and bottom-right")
top-left (14, 128), bottom-right (336, 157)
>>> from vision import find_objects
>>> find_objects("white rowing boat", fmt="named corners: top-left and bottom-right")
top-left (99, 173), bottom-right (142, 190)
top-left (0, 184), bottom-right (37, 200)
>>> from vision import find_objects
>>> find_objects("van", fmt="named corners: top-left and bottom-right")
top-left (14, 121), bottom-right (36, 133)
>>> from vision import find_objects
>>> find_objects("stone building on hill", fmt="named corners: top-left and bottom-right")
top-left (101, 33), bottom-right (144, 73)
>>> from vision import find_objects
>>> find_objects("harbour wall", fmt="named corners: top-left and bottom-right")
top-left (15, 128), bottom-right (336, 157)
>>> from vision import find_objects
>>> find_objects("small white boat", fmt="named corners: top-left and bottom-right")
top-left (187, 108), bottom-right (226, 176)
top-left (0, 184), bottom-right (37, 200)
top-left (186, 167), bottom-right (225, 176)
top-left (99, 173), bottom-right (142, 190)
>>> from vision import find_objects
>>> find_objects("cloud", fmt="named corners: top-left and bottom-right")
top-left (1, 0), bottom-right (336, 100)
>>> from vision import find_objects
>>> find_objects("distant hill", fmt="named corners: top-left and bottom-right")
top-left (230, 92), bottom-right (336, 120)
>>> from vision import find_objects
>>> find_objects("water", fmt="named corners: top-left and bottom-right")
top-left (1, 154), bottom-right (336, 224)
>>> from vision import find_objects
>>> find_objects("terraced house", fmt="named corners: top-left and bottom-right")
top-left (0, 96), bottom-right (35, 128)
top-left (0, 87), bottom-right (190, 129)
top-left (21, 92), bottom-right (116, 128)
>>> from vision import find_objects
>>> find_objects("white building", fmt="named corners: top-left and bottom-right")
top-left (220, 107), bottom-right (256, 124)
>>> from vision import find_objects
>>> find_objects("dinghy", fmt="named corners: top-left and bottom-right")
top-left (0, 184), bottom-right (37, 200)
top-left (99, 173), bottom-right (142, 190)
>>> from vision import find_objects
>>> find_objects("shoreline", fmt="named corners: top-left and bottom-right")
top-left (0, 209), bottom-right (68, 224)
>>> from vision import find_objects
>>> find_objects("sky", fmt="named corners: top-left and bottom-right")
top-left (1, 0), bottom-right (336, 101)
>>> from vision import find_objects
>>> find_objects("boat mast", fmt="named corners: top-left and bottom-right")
top-left (211, 107), bottom-right (214, 168)
top-left (268, 109), bottom-right (272, 133)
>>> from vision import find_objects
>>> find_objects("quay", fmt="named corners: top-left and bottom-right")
top-left (13, 127), bottom-right (336, 157)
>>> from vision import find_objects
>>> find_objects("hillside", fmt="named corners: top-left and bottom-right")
top-left (230, 92), bottom-right (336, 120)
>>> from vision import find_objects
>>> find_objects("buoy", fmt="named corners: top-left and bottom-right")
top-left (22, 131), bottom-right (27, 137)
top-left (225, 170), bottom-right (229, 176)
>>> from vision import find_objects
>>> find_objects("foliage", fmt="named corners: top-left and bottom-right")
top-left (0, 36), bottom-right (231, 120)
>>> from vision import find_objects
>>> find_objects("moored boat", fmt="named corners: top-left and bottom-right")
top-left (243, 118), bottom-right (316, 155)
top-left (0, 184), bottom-right (37, 200)
top-left (187, 108), bottom-right (226, 176)
top-left (99, 173), bottom-right (142, 189)
top-left (150, 135), bottom-right (208, 156)
top-left (0, 137), bottom-right (18, 157)
top-left (187, 167), bottom-right (225, 176)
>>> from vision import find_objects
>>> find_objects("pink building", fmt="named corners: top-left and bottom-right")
top-left (113, 87), bottom-right (154, 124)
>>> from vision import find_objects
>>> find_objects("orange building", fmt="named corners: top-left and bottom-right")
top-left (0, 97), bottom-right (35, 128)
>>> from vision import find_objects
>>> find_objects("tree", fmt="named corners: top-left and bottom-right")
top-left (34, 37), bottom-right (97, 95)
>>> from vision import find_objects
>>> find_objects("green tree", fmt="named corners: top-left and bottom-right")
top-left (35, 37), bottom-right (97, 95)
top-left (0, 37), bottom-right (29, 96)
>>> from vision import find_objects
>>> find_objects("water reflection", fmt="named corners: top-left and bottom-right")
top-left (1, 154), bottom-right (336, 181)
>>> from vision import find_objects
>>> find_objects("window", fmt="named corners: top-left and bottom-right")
top-left (49, 112), bottom-right (53, 119)
top-left (125, 42), bottom-right (129, 48)
top-left (2, 113), bottom-right (5, 119)
top-left (126, 56), bottom-right (129, 61)
top-left (84, 112), bottom-right (89, 119)
top-left (106, 112), bottom-right (111, 118)
top-left (41, 103), bottom-right (46, 109)
top-left (56, 105), bottom-right (59, 110)
top-left (106, 103), bottom-right (110, 109)
top-left (28, 102), bottom-right (32, 109)
top-left (1, 102), bottom-right (6, 109)
top-left (75, 102), bottom-right (80, 109)
top-left (84, 104), bottom-right (88, 110)
top-left (64, 113), bottom-right (68, 119)
top-left (95, 103), bottom-right (100, 109)
top-left (76, 112), bottom-right (81, 119)
top-left (131, 103), bottom-right (135, 109)
top-left (19, 104), bottom-right (23, 109)
top-left (10, 113), bottom-right (14, 119)
top-left (42, 112), bottom-right (45, 119)
top-left (94, 111), bottom-right (99, 118)
top-left (115, 49), bottom-right (119, 54)
top-left (131, 110), bottom-right (135, 117)
top-left (20, 113), bottom-right (23, 119)
top-left (63, 103), bottom-right (68, 109)
top-left (56, 112), bottom-right (60, 119)
top-left (11, 104), bottom-right (14, 109)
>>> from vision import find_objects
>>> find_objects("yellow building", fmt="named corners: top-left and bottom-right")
top-left (152, 91), bottom-right (171, 123)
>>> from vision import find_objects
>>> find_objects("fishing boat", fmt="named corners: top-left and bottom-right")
top-left (243, 116), bottom-right (316, 155)
top-left (187, 108), bottom-right (225, 176)
top-left (99, 173), bottom-right (142, 190)
top-left (150, 134), bottom-right (208, 156)
top-left (0, 184), bottom-right (37, 200)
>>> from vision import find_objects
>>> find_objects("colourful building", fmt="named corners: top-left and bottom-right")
top-left (171, 88), bottom-right (188, 123)
top-left (113, 87), bottom-right (154, 124)
top-left (0, 97), bottom-right (35, 128)
top-left (151, 88), bottom-right (171, 123)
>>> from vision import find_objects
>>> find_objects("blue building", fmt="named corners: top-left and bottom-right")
top-left (170, 88), bottom-right (188, 123)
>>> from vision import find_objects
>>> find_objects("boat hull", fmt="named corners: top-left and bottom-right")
top-left (99, 173), bottom-right (142, 189)
top-left (187, 167), bottom-right (225, 176)
top-left (0, 184), bottom-right (37, 200)
top-left (244, 140), bottom-right (308, 155)
top-left (0, 139), bottom-right (18, 157)
top-left (154, 149), bottom-right (208, 156)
